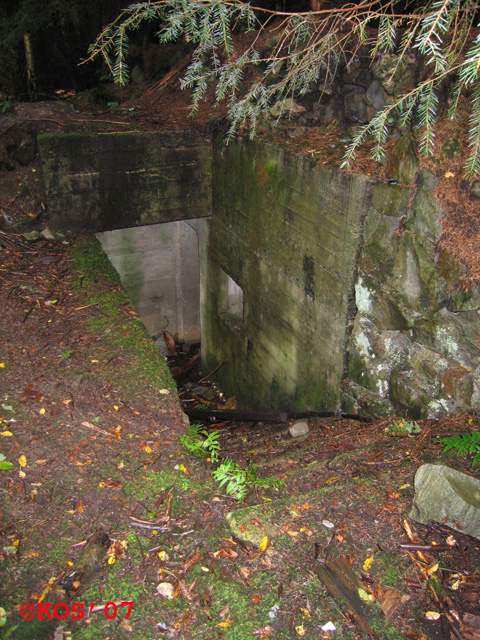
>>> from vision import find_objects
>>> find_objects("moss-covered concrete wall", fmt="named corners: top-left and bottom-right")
top-left (38, 130), bottom-right (480, 417)
top-left (38, 131), bottom-right (211, 231)
top-left (203, 141), bottom-right (373, 411)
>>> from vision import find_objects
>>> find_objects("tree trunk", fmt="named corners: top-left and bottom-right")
top-left (23, 32), bottom-right (36, 97)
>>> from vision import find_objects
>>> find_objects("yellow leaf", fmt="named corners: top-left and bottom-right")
top-left (158, 550), bottom-right (168, 561)
top-left (425, 611), bottom-right (441, 620)
top-left (444, 172), bottom-right (455, 178)
top-left (427, 562), bottom-right (439, 575)
top-left (144, 446), bottom-right (153, 454)
top-left (295, 623), bottom-right (306, 636)
top-left (217, 619), bottom-right (234, 628)
top-left (398, 484), bottom-right (410, 490)
top-left (99, 481), bottom-right (106, 488)
top-left (1, 431), bottom-right (13, 437)
top-left (300, 608), bottom-right (311, 618)
top-left (66, 561), bottom-right (73, 567)
top-left (12, 539), bottom-right (19, 548)
top-left (0, 363), bottom-right (5, 368)
top-left (107, 555), bottom-right (116, 565)
top-left (325, 476), bottom-right (339, 485)
top-left (18, 455), bottom-right (27, 468)
top-left (260, 536), bottom-right (270, 553)
top-left (175, 464), bottom-right (190, 475)
top-left (39, 408), bottom-right (46, 415)
top-left (114, 405), bottom-right (119, 411)
top-left (62, 399), bottom-right (72, 405)
top-left (19, 470), bottom-right (26, 479)
top-left (363, 556), bottom-right (374, 572)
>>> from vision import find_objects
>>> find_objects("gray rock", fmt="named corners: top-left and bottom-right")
top-left (131, 65), bottom-right (145, 84)
top-left (366, 79), bottom-right (386, 111)
top-left (270, 98), bottom-right (306, 118)
top-left (409, 464), bottom-right (480, 540)
top-left (343, 88), bottom-right (369, 123)
top-left (470, 181), bottom-right (480, 200)
top-left (385, 135), bottom-right (419, 184)
top-left (289, 420), bottom-right (309, 438)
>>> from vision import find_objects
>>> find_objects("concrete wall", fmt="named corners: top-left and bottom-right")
top-left (39, 130), bottom-right (480, 417)
top-left (202, 141), bottom-right (373, 411)
top-left (97, 220), bottom-right (204, 346)
top-left (39, 131), bottom-right (211, 231)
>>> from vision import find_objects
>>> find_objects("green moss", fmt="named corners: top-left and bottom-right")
top-left (69, 236), bottom-right (176, 396)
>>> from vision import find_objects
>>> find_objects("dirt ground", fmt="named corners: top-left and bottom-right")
top-left (1, 101), bottom-right (480, 640)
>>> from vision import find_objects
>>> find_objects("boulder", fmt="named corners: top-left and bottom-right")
top-left (409, 464), bottom-right (480, 540)
top-left (289, 420), bottom-right (309, 438)
top-left (269, 99), bottom-right (306, 118)
top-left (385, 135), bottom-right (419, 184)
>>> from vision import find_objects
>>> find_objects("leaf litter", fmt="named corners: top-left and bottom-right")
top-left (0, 187), bottom-right (480, 639)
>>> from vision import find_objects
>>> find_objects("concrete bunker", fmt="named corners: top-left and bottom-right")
top-left (39, 131), bottom-right (480, 418)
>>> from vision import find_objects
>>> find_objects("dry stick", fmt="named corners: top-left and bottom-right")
top-left (173, 351), bottom-right (202, 378)
top-left (398, 544), bottom-right (452, 552)
top-left (81, 420), bottom-right (116, 438)
top-left (196, 358), bottom-right (229, 386)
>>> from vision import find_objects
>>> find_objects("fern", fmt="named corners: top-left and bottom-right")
top-left (441, 431), bottom-right (480, 467)
top-left (179, 424), bottom-right (221, 462)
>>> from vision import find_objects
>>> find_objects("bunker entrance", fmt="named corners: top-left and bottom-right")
top-left (97, 220), bottom-right (203, 353)
top-left (97, 219), bottom-right (246, 415)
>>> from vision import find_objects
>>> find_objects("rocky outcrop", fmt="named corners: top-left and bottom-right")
top-left (342, 136), bottom-right (480, 419)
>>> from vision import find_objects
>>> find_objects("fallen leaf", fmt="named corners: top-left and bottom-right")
top-left (252, 625), bottom-right (272, 637)
top-left (260, 536), bottom-right (270, 553)
top-left (444, 171), bottom-right (455, 178)
top-left (217, 619), bottom-right (234, 628)
top-left (425, 611), bottom-right (441, 620)
top-left (175, 464), bottom-right (191, 476)
top-left (363, 555), bottom-right (374, 572)
top-left (379, 589), bottom-right (402, 620)
top-left (218, 605), bottom-right (230, 618)
top-left (18, 455), bottom-right (27, 468)
top-left (251, 594), bottom-right (262, 604)
top-left (387, 488), bottom-right (401, 499)
top-left (214, 547), bottom-right (238, 559)
top-left (250, 518), bottom-right (261, 527)
top-left (156, 582), bottom-right (175, 599)
top-left (1, 431), bottom-right (13, 437)
top-left (295, 623), bottom-right (306, 636)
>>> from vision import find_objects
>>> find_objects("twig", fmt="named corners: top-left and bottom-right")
top-left (399, 544), bottom-right (451, 552)
top-left (80, 421), bottom-right (116, 438)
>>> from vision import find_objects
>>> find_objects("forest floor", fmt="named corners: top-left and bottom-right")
top-left (0, 99), bottom-right (480, 640)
